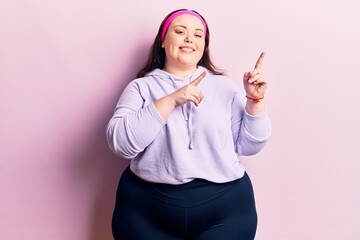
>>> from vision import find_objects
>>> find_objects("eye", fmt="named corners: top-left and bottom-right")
top-left (175, 30), bottom-right (185, 35)
top-left (195, 33), bottom-right (203, 38)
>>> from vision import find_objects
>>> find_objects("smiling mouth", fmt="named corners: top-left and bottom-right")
top-left (179, 47), bottom-right (195, 52)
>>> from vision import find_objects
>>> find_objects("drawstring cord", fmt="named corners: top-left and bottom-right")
top-left (187, 76), bottom-right (194, 149)
top-left (168, 73), bottom-right (197, 149)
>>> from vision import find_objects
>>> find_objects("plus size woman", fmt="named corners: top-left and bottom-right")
top-left (106, 9), bottom-right (271, 240)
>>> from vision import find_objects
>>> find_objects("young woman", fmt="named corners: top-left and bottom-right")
top-left (106, 9), bottom-right (271, 240)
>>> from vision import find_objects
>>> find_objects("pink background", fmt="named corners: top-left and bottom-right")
top-left (1, 0), bottom-right (359, 239)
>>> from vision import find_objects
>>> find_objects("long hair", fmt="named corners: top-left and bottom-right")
top-left (136, 9), bottom-right (223, 78)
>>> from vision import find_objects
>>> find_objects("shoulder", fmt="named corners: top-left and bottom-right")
top-left (207, 73), bottom-right (232, 82)
top-left (205, 71), bottom-right (239, 90)
top-left (118, 76), bottom-right (153, 99)
top-left (126, 75), bottom-right (154, 88)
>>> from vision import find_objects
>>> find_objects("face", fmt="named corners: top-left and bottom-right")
top-left (161, 14), bottom-right (206, 72)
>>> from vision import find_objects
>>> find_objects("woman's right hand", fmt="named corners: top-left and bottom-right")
top-left (154, 71), bottom-right (206, 121)
top-left (171, 71), bottom-right (206, 107)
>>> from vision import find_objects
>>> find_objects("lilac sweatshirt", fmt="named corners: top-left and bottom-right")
top-left (106, 66), bottom-right (271, 184)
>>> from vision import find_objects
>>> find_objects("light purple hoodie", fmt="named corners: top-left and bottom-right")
top-left (106, 66), bottom-right (271, 184)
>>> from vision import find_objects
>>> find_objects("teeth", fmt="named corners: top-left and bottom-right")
top-left (181, 47), bottom-right (194, 52)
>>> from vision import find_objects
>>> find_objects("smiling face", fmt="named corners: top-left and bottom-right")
top-left (161, 14), bottom-right (206, 76)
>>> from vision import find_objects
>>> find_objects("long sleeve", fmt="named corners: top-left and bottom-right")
top-left (231, 92), bottom-right (271, 156)
top-left (106, 80), bottom-right (165, 159)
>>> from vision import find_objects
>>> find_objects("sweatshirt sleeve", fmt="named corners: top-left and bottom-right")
top-left (231, 92), bottom-right (271, 156)
top-left (106, 80), bottom-right (166, 159)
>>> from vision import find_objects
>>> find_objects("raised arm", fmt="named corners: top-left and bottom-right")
top-left (243, 52), bottom-right (268, 116)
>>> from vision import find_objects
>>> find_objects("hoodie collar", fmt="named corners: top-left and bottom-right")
top-left (146, 66), bottom-right (207, 83)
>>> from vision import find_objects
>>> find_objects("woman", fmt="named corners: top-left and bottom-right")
top-left (106, 9), bottom-right (271, 240)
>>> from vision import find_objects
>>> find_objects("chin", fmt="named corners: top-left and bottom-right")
top-left (178, 58), bottom-right (201, 67)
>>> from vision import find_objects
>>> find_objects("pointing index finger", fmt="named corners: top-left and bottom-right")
top-left (191, 71), bottom-right (207, 86)
top-left (254, 52), bottom-right (266, 70)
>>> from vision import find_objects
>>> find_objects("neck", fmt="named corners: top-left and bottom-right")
top-left (163, 64), bottom-right (197, 78)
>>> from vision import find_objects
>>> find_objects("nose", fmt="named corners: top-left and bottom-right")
top-left (184, 36), bottom-right (193, 43)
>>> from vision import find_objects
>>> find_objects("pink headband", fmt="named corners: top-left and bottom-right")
top-left (161, 10), bottom-right (207, 42)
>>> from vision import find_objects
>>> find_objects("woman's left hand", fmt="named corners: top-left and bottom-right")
top-left (243, 52), bottom-right (268, 98)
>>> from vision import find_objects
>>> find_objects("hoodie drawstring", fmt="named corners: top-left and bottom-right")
top-left (169, 75), bottom-right (195, 149)
top-left (187, 75), bottom-right (194, 149)
top-left (154, 68), bottom-right (205, 150)
top-left (187, 104), bottom-right (194, 149)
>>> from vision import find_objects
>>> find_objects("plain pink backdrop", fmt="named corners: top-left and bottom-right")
top-left (1, 0), bottom-right (359, 239)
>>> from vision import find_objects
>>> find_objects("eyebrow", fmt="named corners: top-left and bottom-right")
top-left (173, 25), bottom-right (204, 32)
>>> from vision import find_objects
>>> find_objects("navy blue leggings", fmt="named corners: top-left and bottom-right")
top-left (112, 166), bottom-right (257, 240)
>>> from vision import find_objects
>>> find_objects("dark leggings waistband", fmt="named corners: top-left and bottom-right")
top-left (125, 166), bottom-right (248, 207)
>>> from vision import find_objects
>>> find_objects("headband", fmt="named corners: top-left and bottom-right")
top-left (161, 10), bottom-right (207, 42)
